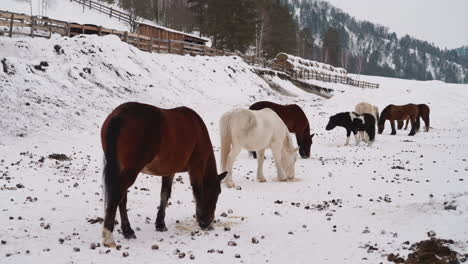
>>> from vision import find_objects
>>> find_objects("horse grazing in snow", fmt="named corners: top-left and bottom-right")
top-left (249, 101), bottom-right (314, 158)
top-left (326, 112), bottom-right (376, 146)
top-left (100, 102), bottom-right (226, 248)
top-left (355, 102), bottom-right (379, 141)
top-left (397, 104), bottom-right (430, 132)
top-left (219, 108), bottom-right (298, 188)
top-left (378, 104), bottom-right (420, 136)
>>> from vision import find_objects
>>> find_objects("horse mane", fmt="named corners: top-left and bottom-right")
top-left (283, 132), bottom-right (295, 152)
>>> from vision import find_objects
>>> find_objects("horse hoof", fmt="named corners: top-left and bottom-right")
top-left (156, 225), bottom-right (168, 232)
top-left (257, 177), bottom-right (266, 182)
top-left (103, 241), bottom-right (116, 248)
top-left (123, 232), bottom-right (137, 239)
top-left (279, 178), bottom-right (287, 182)
top-left (225, 182), bottom-right (236, 188)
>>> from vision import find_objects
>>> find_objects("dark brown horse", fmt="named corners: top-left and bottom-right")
top-left (100, 102), bottom-right (226, 247)
top-left (378, 104), bottom-right (420, 136)
top-left (249, 101), bottom-right (314, 158)
top-left (397, 104), bottom-right (430, 132)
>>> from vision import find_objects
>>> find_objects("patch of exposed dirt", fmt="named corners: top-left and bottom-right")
top-left (387, 237), bottom-right (468, 264)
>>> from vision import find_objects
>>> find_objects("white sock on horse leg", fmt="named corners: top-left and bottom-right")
top-left (102, 227), bottom-right (116, 247)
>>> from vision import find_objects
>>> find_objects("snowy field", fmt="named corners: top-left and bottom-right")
top-left (1, 34), bottom-right (467, 264)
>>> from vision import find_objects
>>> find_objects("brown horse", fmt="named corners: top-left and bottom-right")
top-left (100, 102), bottom-right (226, 247)
top-left (397, 104), bottom-right (430, 132)
top-left (378, 104), bottom-right (420, 136)
top-left (249, 101), bottom-right (314, 158)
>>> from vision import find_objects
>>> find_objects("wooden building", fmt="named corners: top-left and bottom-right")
top-left (136, 23), bottom-right (207, 45)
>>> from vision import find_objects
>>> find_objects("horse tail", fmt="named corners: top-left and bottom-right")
top-left (102, 117), bottom-right (123, 212)
top-left (219, 113), bottom-right (232, 171)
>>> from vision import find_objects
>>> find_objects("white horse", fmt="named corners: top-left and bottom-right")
top-left (355, 102), bottom-right (379, 141)
top-left (219, 108), bottom-right (298, 188)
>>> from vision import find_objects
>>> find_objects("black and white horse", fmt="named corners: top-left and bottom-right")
top-left (325, 112), bottom-right (376, 146)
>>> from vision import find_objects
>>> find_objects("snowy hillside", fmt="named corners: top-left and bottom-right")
top-left (286, 0), bottom-right (468, 83)
top-left (1, 33), bottom-right (468, 264)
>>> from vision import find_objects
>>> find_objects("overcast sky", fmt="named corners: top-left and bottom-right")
top-left (324, 0), bottom-right (468, 49)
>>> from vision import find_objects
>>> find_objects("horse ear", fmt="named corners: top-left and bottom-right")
top-left (219, 171), bottom-right (227, 181)
top-left (311, 133), bottom-right (315, 139)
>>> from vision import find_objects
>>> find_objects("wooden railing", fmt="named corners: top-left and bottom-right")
top-left (0, 10), bottom-right (230, 56)
top-left (70, 0), bottom-right (133, 26)
top-left (243, 56), bottom-right (380, 89)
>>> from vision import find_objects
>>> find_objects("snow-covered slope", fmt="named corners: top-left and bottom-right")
top-left (1, 34), bottom-right (467, 264)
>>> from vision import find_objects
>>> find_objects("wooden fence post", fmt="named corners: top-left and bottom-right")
top-left (123, 31), bottom-right (128, 42)
top-left (168, 39), bottom-right (171, 53)
top-left (149, 38), bottom-right (153, 53)
top-left (30, 16), bottom-right (35, 37)
top-left (110, 7), bottom-right (113, 18)
top-left (66, 22), bottom-right (70, 37)
top-left (9, 13), bottom-right (14, 38)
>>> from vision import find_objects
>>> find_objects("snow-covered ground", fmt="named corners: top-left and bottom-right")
top-left (1, 34), bottom-right (467, 264)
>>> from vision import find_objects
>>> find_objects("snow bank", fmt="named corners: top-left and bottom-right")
top-left (0, 34), bottom-right (319, 145)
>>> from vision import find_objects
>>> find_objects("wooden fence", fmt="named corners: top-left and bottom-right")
top-left (0, 10), bottom-right (228, 56)
top-left (70, 0), bottom-right (133, 26)
top-left (0, 9), bottom-right (379, 89)
top-left (243, 56), bottom-right (379, 89)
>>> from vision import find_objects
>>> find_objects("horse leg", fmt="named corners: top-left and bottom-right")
top-left (424, 115), bottom-right (430, 132)
top-left (397, 120), bottom-right (403, 130)
top-left (390, 120), bottom-right (397, 135)
top-left (271, 148), bottom-right (286, 182)
top-left (102, 184), bottom-right (124, 248)
top-left (404, 119), bottom-right (409, 130)
top-left (119, 192), bottom-right (136, 239)
top-left (408, 117), bottom-right (417, 136)
top-left (256, 149), bottom-right (267, 182)
top-left (155, 174), bottom-right (174, 232)
top-left (250, 151), bottom-right (257, 159)
top-left (102, 168), bottom-right (140, 247)
top-left (353, 130), bottom-right (360, 145)
top-left (345, 129), bottom-right (351, 145)
top-left (224, 146), bottom-right (241, 188)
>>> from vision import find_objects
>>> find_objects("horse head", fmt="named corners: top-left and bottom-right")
top-left (299, 132), bottom-right (315, 158)
top-left (195, 171), bottom-right (227, 230)
top-left (326, 115), bottom-right (337, 131)
top-left (282, 147), bottom-right (298, 179)
top-left (377, 119), bottom-right (385, 134)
